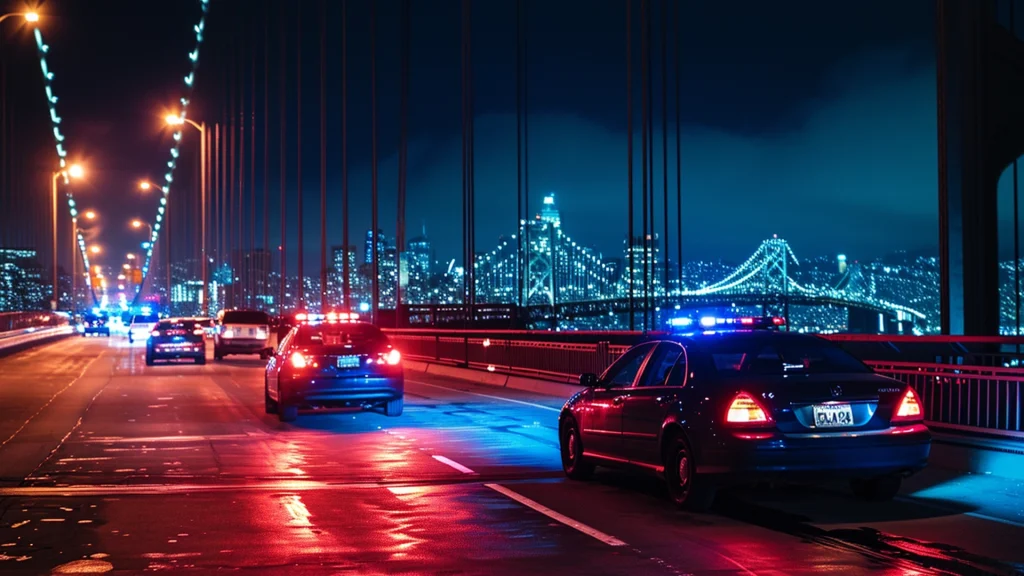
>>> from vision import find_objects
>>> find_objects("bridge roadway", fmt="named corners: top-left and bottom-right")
top-left (0, 339), bottom-right (1021, 575)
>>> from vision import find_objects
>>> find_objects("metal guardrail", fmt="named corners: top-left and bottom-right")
top-left (383, 329), bottom-right (1024, 438)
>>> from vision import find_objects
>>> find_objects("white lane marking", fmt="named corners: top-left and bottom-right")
top-left (485, 483), bottom-right (628, 547)
top-left (409, 379), bottom-right (561, 413)
top-left (84, 434), bottom-right (255, 443)
top-left (0, 480), bottom-right (383, 497)
top-left (432, 455), bottom-right (476, 474)
top-left (894, 496), bottom-right (1024, 529)
top-left (0, 353), bottom-right (102, 450)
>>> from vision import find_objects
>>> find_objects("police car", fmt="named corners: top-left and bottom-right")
top-left (558, 315), bottom-right (931, 511)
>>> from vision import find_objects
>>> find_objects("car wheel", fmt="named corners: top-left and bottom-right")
top-left (850, 475), bottom-right (902, 501)
top-left (145, 354), bottom-right (154, 366)
top-left (278, 404), bottom-right (298, 422)
top-left (664, 435), bottom-right (715, 511)
top-left (384, 398), bottom-right (404, 417)
top-left (214, 352), bottom-right (224, 361)
top-left (560, 417), bottom-right (595, 480)
top-left (195, 355), bottom-right (206, 366)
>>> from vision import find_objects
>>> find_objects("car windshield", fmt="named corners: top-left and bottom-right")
top-left (293, 323), bottom-right (383, 348)
top-left (700, 336), bottom-right (871, 376)
top-left (222, 311), bottom-right (270, 325)
top-left (131, 314), bottom-right (159, 324)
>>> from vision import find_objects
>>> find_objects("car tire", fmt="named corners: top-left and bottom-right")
top-left (664, 435), bottom-right (716, 511)
top-left (278, 404), bottom-right (298, 422)
top-left (214, 351), bottom-right (224, 361)
top-left (145, 353), bottom-right (154, 366)
top-left (850, 475), bottom-right (902, 501)
top-left (560, 417), bottom-right (595, 480)
top-left (384, 398), bottom-right (404, 417)
top-left (195, 355), bottom-right (206, 366)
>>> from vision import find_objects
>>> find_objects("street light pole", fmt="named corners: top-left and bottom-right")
top-left (50, 172), bottom-right (58, 310)
top-left (168, 115), bottom-right (208, 316)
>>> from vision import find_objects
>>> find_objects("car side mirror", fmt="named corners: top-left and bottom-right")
top-left (579, 373), bottom-right (599, 388)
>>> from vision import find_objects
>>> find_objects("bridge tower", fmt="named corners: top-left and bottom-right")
top-left (760, 236), bottom-right (797, 296)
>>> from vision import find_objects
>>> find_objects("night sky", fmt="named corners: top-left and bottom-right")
top-left (0, 0), bottom-right (942, 276)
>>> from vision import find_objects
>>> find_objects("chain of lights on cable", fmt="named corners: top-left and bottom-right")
top-left (136, 0), bottom-right (210, 299)
top-left (32, 27), bottom-right (95, 285)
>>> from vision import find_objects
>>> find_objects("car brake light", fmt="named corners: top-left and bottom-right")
top-left (384, 349), bottom-right (401, 365)
top-left (290, 351), bottom-right (308, 369)
top-left (726, 392), bottom-right (770, 424)
top-left (893, 388), bottom-right (922, 422)
top-left (222, 329), bottom-right (234, 338)
top-left (150, 330), bottom-right (160, 337)
top-left (193, 328), bottom-right (205, 336)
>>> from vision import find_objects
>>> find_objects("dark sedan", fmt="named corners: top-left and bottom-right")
top-left (264, 317), bottom-right (404, 422)
top-left (79, 313), bottom-right (110, 337)
top-left (558, 319), bottom-right (931, 511)
top-left (146, 318), bottom-right (207, 365)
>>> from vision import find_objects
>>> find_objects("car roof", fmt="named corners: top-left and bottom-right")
top-left (660, 330), bottom-right (827, 348)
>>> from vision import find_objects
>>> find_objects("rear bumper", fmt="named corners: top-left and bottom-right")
top-left (697, 424), bottom-right (932, 482)
top-left (83, 327), bottom-right (109, 335)
top-left (150, 342), bottom-right (205, 359)
top-left (216, 339), bottom-right (270, 354)
top-left (281, 375), bottom-right (404, 407)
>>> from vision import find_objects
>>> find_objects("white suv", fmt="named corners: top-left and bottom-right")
top-left (128, 313), bottom-right (159, 344)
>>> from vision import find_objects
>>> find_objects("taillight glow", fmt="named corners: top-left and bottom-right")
top-left (193, 328), bottom-right (205, 336)
top-left (290, 352), bottom-right (308, 369)
top-left (894, 388), bottom-right (922, 421)
top-left (150, 330), bottom-right (160, 337)
top-left (726, 392), bottom-right (770, 424)
top-left (384, 349), bottom-right (401, 365)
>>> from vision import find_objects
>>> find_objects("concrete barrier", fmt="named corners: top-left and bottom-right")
top-left (0, 326), bottom-right (73, 357)
top-left (406, 357), bottom-right (584, 397)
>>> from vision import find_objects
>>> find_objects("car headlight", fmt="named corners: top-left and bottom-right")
top-left (222, 329), bottom-right (234, 338)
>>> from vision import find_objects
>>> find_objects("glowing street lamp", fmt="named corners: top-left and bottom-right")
top-left (0, 11), bottom-right (38, 24)
top-left (131, 219), bottom-right (153, 237)
top-left (89, 245), bottom-right (101, 255)
top-left (139, 181), bottom-right (153, 191)
top-left (83, 210), bottom-right (96, 220)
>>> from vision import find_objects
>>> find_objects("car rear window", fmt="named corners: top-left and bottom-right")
top-left (157, 319), bottom-right (196, 330)
top-left (700, 337), bottom-right (871, 375)
top-left (132, 314), bottom-right (159, 324)
top-left (222, 311), bottom-right (270, 325)
top-left (294, 323), bottom-right (383, 346)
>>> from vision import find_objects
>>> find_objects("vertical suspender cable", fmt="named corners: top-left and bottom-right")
top-left (249, 17), bottom-right (257, 310)
top-left (262, 0), bottom-right (270, 308)
top-left (238, 23), bottom-right (246, 310)
top-left (370, 0), bottom-right (380, 322)
top-left (461, 0), bottom-right (468, 325)
top-left (319, 0), bottom-right (328, 312)
top-left (516, 0), bottom-right (524, 313)
top-left (279, 2), bottom-right (287, 311)
top-left (935, 0), bottom-right (950, 334)
top-left (661, 0), bottom-right (669, 306)
top-left (646, 0), bottom-right (655, 331)
top-left (640, 0), bottom-right (649, 333)
top-left (296, 1), bottom-right (305, 311)
top-left (626, 0), bottom-right (635, 332)
top-left (396, 0), bottom-right (411, 320)
top-left (341, 0), bottom-right (351, 311)
top-left (674, 0), bottom-right (682, 293)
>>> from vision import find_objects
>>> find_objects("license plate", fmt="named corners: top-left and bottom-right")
top-left (336, 355), bottom-right (360, 369)
top-left (812, 404), bottom-right (854, 428)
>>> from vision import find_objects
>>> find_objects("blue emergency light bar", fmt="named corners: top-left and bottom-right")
top-left (668, 315), bottom-right (785, 333)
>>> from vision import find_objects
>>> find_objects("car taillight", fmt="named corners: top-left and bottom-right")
top-left (222, 329), bottom-right (234, 338)
top-left (726, 392), bottom-right (771, 424)
top-left (193, 328), bottom-right (205, 336)
top-left (893, 388), bottom-right (923, 422)
top-left (382, 349), bottom-right (401, 365)
top-left (150, 330), bottom-right (160, 337)
top-left (290, 351), bottom-right (308, 369)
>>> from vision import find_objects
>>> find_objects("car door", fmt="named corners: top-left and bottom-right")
top-left (582, 342), bottom-right (656, 459)
top-left (266, 329), bottom-right (294, 402)
top-left (621, 342), bottom-right (688, 467)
